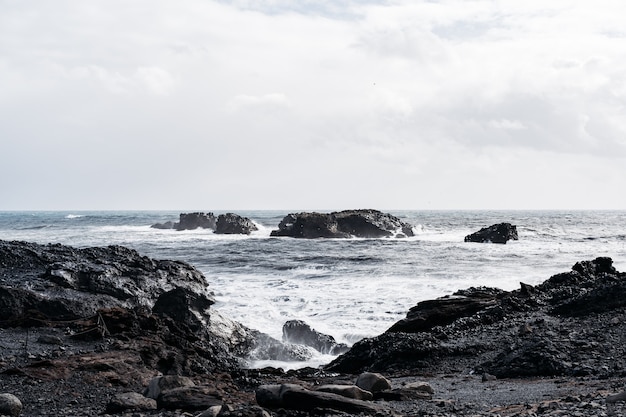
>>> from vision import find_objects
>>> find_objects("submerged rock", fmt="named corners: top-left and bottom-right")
top-left (270, 209), bottom-right (414, 239)
top-left (464, 222), bottom-right (518, 244)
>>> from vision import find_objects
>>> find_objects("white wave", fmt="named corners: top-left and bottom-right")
top-left (65, 214), bottom-right (83, 219)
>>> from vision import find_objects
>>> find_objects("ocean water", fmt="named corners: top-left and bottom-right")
top-left (1, 210), bottom-right (625, 368)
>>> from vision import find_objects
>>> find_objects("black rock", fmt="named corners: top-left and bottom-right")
top-left (215, 213), bottom-right (258, 235)
top-left (174, 212), bottom-right (216, 230)
top-left (282, 320), bottom-right (349, 355)
top-left (270, 209), bottom-right (414, 239)
top-left (387, 287), bottom-right (503, 333)
top-left (326, 257), bottom-right (626, 379)
top-left (464, 223), bottom-right (518, 244)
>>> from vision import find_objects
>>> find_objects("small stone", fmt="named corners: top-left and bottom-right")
top-left (0, 393), bottom-right (23, 417)
top-left (355, 372), bottom-right (392, 393)
top-left (105, 392), bottom-right (157, 413)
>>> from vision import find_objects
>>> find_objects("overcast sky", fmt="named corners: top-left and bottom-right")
top-left (1, 0), bottom-right (626, 210)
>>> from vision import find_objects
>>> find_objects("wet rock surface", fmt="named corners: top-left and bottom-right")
top-left (270, 209), bottom-right (414, 238)
top-left (464, 222), bottom-right (519, 244)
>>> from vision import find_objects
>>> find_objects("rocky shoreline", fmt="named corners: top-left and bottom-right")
top-left (2, 239), bottom-right (626, 416)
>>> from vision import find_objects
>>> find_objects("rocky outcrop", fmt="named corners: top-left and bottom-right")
top-left (387, 287), bottom-right (504, 333)
top-left (151, 212), bottom-right (216, 230)
top-left (270, 209), bottom-right (414, 238)
top-left (152, 212), bottom-right (258, 235)
top-left (464, 222), bottom-right (518, 243)
top-left (326, 257), bottom-right (626, 379)
top-left (215, 213), bottom-right (258, 235)
top-left (174, 212), bottom-right (217, 230)
top-left (0, 239), bottom-right (311, 374)
top-left (282, 320), bottom-right (349, 355)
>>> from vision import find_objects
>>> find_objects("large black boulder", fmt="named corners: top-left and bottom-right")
top-left (270, 209), bottom-right (414, 239)
top-left (215, 213), bottom-right (258, 235)
top-left (464, 222), bottom-right (518, 244)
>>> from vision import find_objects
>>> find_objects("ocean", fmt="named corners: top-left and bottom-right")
top-left (1, 210), bottom-right (625, 368)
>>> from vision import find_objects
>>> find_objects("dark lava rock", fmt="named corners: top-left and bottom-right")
top-left (152, 287), bottom-right (214, 332)
top-left (270, 209), bottom-right (414, 239)
top-left (327, 257), bottom-right (626, 379)
top-left (256, 383), bottom-right (385, 414)
top-left (0, 240), bottom-right (212, 322)
top-left (175, 212), bottom-right (217, 230)
top-left (387, 287), bottom-right (503, 333)
top-left (0, 239), bottom-right (307, 375)
top-left (215, 213), bottom-right (258, 235)
top-left (464, 222), bottom-right (518, 244)
top-left (282, 320), bottom-right (349, 355)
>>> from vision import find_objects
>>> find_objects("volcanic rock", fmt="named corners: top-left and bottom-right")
top-left (174, 212), bottom-right (217, 231)
top-left (387, 287), bottom-right (503, 333)
top-left (215, 213), bottom-right (258, 235)
top-left (326, 257), bottom-right (626, 379)
top-left (255, 383), bottom-right (385, 414)
top-left (355, 372), bottom-right (392, 393)
top-left (464, 222), bottom-right (518, 244)
top-left (282, 320), bottom-right (349, 355)
top-left (270, 209), bottom-right (414, 239)
top-left (105, 392), bottom-right (157, 413)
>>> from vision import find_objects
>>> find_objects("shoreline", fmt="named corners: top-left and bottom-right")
top-left (2, 239), bottom-right (626, 416)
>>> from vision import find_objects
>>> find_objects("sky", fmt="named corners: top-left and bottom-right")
top-left (1, 0), bottom-right (626, 210)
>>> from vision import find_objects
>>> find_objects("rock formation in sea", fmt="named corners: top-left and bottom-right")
top-left (151, 212), bottom-right (258, 235)
top-left (464, 222), bottom-right (518, 243)
top-left (215, 213), bottom-right (259, 235)
top-left (270, 209), bottom-right (414, 238)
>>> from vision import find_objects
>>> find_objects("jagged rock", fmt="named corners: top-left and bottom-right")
top-left (174, 212), bottom-right (217, 231)
top-left (327, 257), bottom-right (626, 379)
top-left (255, 383), bottom-right (385, 414)
top-left (315, 384), bottom-right (373, 401)
top-left (270, 209), bottom-right (414, 239)
top-left (355, 372), bottom-right (392, 393)
top-left (271, 212), bottom-right (349, 238)
top-left (215, 213), bottom-right (258, 235)
top-left (0, 393), bottom-right (22, 417)
top-left (464, 223), bottom-right (518, 244)
top-left (105, 392), bottom-right (157, 413)
top-left (387, 287), bottom-right (503, 333)
top-left (482, 338), bottom-right (572, 378)
top-left (282, 320), bottom-right (349, 355)
top-left (152, 287), bottom-right (213, 332)
top-left (0, 240), bottom-right (212, 322)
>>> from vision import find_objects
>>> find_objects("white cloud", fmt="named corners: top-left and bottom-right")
top-left (1, 0), bottom-right (626, 209)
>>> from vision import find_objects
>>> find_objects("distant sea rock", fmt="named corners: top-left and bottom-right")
top-left (215, 213), bottom-right (258, 235)
top-left (464, 222), bottom-right (518, 244)
top-left (270, 209), bottom-right (414, 239)
top-left (152, 212), bottom-right (258, 235)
